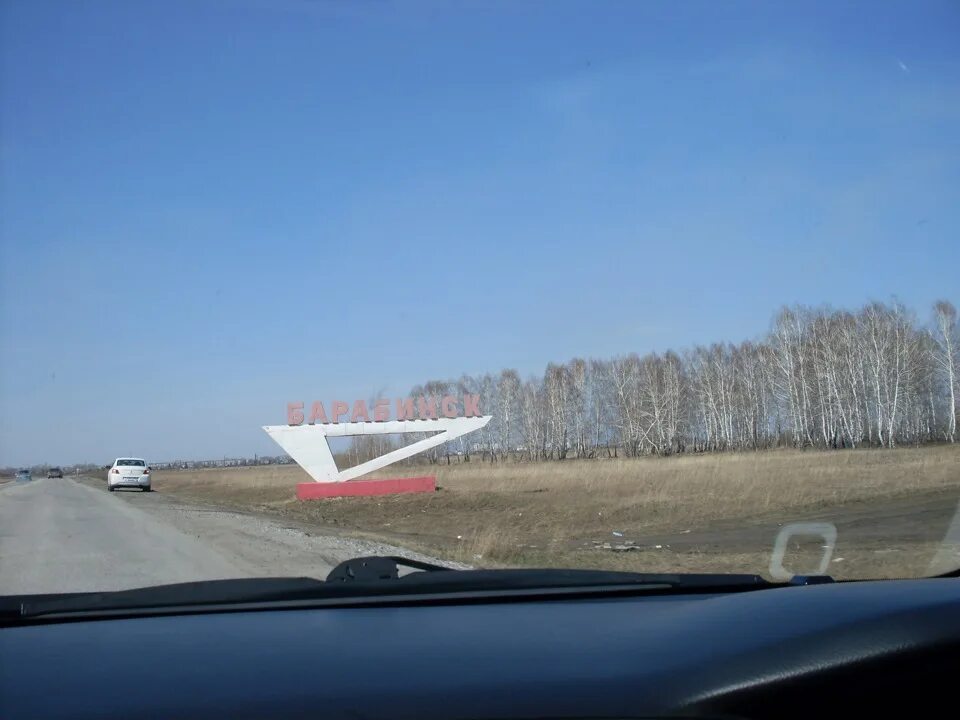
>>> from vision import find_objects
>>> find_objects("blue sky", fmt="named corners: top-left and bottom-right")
top-left (1, 0), bottom-right (958, 466)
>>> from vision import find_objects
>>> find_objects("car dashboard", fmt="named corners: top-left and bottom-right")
top-left (1, 577), bottom-right (958, 719)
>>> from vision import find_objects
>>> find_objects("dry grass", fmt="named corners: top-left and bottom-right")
top-left (151, 445), bottom-right (960, 579)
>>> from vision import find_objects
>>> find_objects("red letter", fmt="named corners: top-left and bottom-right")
top-left (287, 402), bottom-right (304, 426)
top-left (396, 397), bottom-right (415, 421)
top-left (441, 395), bottom-right (458, 418)
top-left (331, 400), bottom-right (349, 423)
top-left (374, 398), bottom-right (390, 422)
top-left (417, 396), bottom-right (437, 420)
top-left (463, 394), bottom-right (481, 417)
top-left (351, 399), bottom-right (370, 423)
top-left (308, 401), bottom-right (328, 424)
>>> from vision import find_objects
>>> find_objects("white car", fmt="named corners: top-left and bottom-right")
top-left (107, 458), bottom-right (151, 492)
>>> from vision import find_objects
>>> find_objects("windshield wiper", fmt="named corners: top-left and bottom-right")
top-left (1, 577), bottom-right (332, 621)
top-left (2, 557), bottom-right (782, 622)
top-left (323, 555), bottom-right (775, 591)
top-left (326, 555), bottom-right (453, 582)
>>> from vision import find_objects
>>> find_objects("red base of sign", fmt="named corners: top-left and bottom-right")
top-left (296, 476), bottom-right (436, 500)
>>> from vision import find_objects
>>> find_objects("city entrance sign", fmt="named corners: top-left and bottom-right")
top-left (285, 395), bottom-right (483, 425)
top-left (263, 395), bottom-right (491, 500)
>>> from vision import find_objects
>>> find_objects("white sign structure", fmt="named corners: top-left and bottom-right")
top-left (263, 417), bottom-right (491, 483)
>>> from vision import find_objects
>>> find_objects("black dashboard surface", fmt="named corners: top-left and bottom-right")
top-left (2, 578), bottom-right (958, 719)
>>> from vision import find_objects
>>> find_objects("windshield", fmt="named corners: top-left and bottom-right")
top-left (1, 0), bottom-right (958, 599)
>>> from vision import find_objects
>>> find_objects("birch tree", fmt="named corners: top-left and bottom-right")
top-left (496, 369), bottom-right (522, 460)
top-left (932, 301), bottom-right (958, 442)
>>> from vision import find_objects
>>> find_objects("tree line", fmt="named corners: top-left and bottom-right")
top-left (393, 299), bottom-right (958, 463)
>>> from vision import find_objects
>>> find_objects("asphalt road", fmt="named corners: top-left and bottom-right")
top-left (0, 477), bottom-right (458, 595)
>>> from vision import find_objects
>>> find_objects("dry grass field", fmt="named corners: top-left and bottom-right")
top-left (149, 445), bottom-right (960, 580)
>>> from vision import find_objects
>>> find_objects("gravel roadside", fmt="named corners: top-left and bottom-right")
top-left (76, 476), bottom-right (470, 579)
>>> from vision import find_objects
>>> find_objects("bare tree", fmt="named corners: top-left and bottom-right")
top-left (604, 354), bottom-right (643, 455)
top-left (588, 359), bottom-right (616, 456)
top-left (568, 359), bottom-right (589, 458)
top-left (519, 378), bottom-right (548, 461)
top-left (932, 301), bottom-right (958, 442)
top-left (497, 370), bottom-right (521, 461)
top-left (544, 364), bottom-right (571, 459)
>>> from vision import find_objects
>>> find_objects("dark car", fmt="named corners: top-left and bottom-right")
top-left (47, 467), bottom-right (64, 479)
